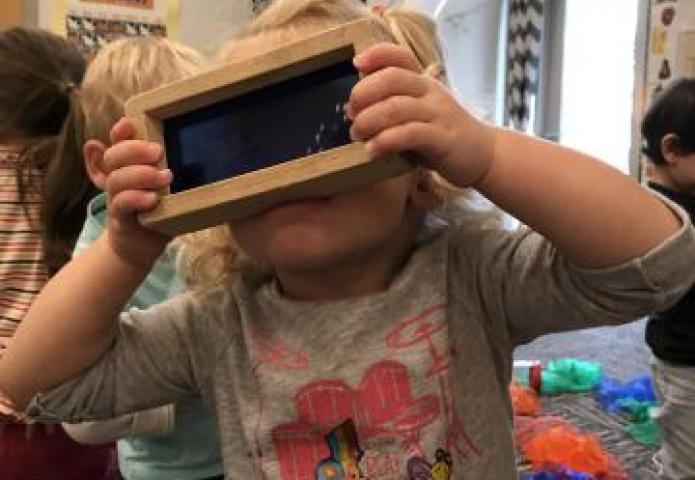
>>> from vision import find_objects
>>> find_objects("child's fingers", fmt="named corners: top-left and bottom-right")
top-left (109, 117), bottom-right (137, 144)
top-left (0, 390), bottom-right (18, 421)
top-left (348, 67), bottom-right (428, 119)
top-left (103, 141), bottom-right (162, 172)
top-left (105, 166), bottom-right (172, 199)
top-left (109, 190), bottom-right (160, 217)
top-left (350, 95), bottom-right (433, 142)
top-left (353, 43), bottom-right (423, 75)
top-left (367, 122), bottom-right (445, 161)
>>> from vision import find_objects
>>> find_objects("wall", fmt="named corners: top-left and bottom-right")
top-left (33, 0), bottom-right (252, 55)
top-left (436, 0), bottom-right (503, 122)
top-left (560, 0), bottom-right (639, 174)
top-left (383, 0), bottom-right (504, 122)
top-left (178, 0), bottom-right (252, 55)
top-left (631, 0), bottom-right (650, 179)
top-left (0, 0), bottom-right (23, 28)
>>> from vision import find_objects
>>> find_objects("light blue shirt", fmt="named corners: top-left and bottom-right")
top-left (74, 193), bottom-right (224, 480)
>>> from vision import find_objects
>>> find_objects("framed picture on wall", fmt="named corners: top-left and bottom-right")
top-left (54, 0), bottom-right (180, 59)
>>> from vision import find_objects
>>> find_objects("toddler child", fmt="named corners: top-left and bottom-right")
top-left (3, 3), bottom-right (695, 479)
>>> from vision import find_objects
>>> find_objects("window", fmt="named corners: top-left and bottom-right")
top-left (559, 0), bottom-right (640, 173)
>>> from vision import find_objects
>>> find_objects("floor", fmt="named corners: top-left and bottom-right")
top-left (514, 318), bottom-right (652, 380)
top-left (513, 319), bottom-right (660, 479)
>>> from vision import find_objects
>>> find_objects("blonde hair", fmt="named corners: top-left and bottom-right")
top-left (43, 36), bottom-right (207, 273)
top-left (182, 0), bottom-right (500, 291)
top-left (220, 0), bottom-right (445, 80)
top-left (81, 36), bottom-right (207, 143)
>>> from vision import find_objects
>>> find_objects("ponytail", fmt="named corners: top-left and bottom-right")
top-left (0, 27), bottom-right (86, 273)
top-left (41, 89), bottom-right (97, 275)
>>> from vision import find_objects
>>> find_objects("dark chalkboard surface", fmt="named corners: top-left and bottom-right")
top-left (162, 60), bottom-right (359, 193)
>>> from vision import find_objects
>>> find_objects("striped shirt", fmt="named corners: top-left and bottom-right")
top-left (0, 146), bottom-right (47, 337)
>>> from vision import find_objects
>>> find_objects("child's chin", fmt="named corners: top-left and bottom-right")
top-left (264, 242), bottom-right (346, 270)
top-left (269, 249), bottom-right (334, 270)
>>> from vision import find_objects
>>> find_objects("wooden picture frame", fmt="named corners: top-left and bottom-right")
top-left (125, 18), bottom-right (413, 236)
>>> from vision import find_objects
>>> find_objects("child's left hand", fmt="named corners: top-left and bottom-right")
top-left (348, 43), bottom-right (496, 188)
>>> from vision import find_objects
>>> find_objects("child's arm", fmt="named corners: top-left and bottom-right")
top-left (475, 132), bottom-right (680, 268)
top-left (0, 119), bottom-right (171, 409)
top-left (60, 198), bottom-right (182, 445)
top-left (63, 405), bottom-right (175, 444)
top-left (348, 44), bottom-right (680, 268)
top-left (17, 291), bottom-right (218, 424)
top-left (0, 236), bottom-right (153, 408)
top-left (450, 213), bottom-right (695, 345)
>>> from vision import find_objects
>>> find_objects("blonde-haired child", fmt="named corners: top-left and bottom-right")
top-left (44, 36), bottom-right (224, 480)
top-left (2, 2), bottom-right (695, 479)
top-left (42, 35), bottom-right (204, 274)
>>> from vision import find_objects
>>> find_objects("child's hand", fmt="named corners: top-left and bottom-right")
top-left (103, 118), bottom-right (171, 267)
top-left (0, 389), bottom-right (21, 424)
top-left (348, 43), bottom-right (496, 188)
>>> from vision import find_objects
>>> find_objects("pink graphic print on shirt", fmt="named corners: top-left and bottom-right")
top-left (386, 304), bottom-right (482, 460)
top-left (272, 360), bottom-right (439, 479)
top-left (266, 303), bottom-right (481, 480)
top-left (314, 419), bottom-right (454, 480)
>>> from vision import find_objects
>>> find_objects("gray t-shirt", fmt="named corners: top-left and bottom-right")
top-left (27, 205), bottom-right (695, 479)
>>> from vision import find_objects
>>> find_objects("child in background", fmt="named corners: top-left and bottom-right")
top-left (641, 77), bottom-right (695, 480)
top-left (2, 2), bottom-right (695, 479)
top-left (0, 26), bottom-right (117, 480)
top-left (51, 37), bottom-right (225, 480)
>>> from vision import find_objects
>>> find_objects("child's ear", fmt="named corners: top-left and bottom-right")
top-left (409, 169), bottom-right (443, 211)
top-left (660, 133), bottom-right (681, 165)
top-left (83, 140), bottom-right (108, 190)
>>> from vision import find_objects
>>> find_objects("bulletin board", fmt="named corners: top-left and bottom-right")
top-left (51, 0), bottom-right (180, 58)
top-left (631, 0), bottom-right (695, 179)
top-left (645, 0), bottom-right (695, 99)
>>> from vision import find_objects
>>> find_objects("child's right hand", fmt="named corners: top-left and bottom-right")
top-left (348, 43), bottom-right (496, 188)
top-left (103, 118), bottom-right (172, 268)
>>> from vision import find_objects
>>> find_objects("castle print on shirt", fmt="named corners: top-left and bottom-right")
top-left (250, 303), bottom-right (482, 479)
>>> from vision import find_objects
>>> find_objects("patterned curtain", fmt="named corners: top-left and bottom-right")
top-left (507, 0), bottom-right (544, 131)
